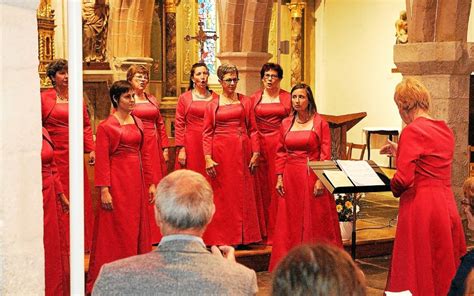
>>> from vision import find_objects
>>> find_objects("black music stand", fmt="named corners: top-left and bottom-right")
top-left (309, 160), bottom-right (391, 259)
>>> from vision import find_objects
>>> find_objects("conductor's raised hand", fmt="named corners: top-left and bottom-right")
top-left (380, 139), bottom-right (398, 156)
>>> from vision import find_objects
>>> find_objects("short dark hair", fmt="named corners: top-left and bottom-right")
top-left (188, 62), bottom-right (209, 91)
top-left (290, 83), bottom-right (318, 116)
top-left (272, 244), bottom-right (366, 296)
top-left (109, 80), bottom-right (132, 108)
top-left (46, 59), bottom-right (68, 85)
top-left (126, 64), bottom-right (149, 82)
top-left (260, 63), bottom-right (283, 79)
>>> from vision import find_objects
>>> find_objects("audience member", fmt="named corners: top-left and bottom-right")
top-left (93, 169), bottom-right (258, 295)
top-left (448, 177), bottom-right (474, 295)
top-left (272, 244), bottom-right (366, 296)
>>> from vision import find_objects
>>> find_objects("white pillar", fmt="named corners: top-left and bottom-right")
top-left (68, 0), bottom-right (85, 294)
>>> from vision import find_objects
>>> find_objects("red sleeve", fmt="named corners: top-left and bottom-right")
top-left (202, 101), bottom-right (215, 156)
top-left (156, 110), bottom-right (170, 149)
top-left (83, 104), bottom-right (96, 152)
top-left (94, 124), bottom-right (111, 187)
top-left (275, 121), bottom-right (288, 175)
top-left (247, 98), bottom-right (260, 153)
top-left (391, 126), bottom-right (422, 197)
top-left (174, 95), bottom-right (186, 147)
top-left (319, 117), bottom-right (331, 161)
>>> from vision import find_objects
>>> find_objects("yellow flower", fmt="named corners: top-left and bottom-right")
top-left (336, 205), bottom-right (343, 212)
top-left (345, 201), bottom-right (353, 209)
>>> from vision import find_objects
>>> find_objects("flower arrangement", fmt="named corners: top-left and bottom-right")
top-left (334, 193), bottom-right (355, 222)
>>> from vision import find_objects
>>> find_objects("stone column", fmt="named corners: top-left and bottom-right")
top-left (394, 41), bottom-right (474, 200)
top-left (217, 51), bottom-right (272, 96)
top-left (287, 0), bottom-right (305, 86)
top-left (164, 0), bottom-right (177, 96)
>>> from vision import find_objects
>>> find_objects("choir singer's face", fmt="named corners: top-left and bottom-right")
top-left (291, 88), bottom-right (309, 112)
top-left (220, 72), bottom-right (239, 94)
top-left (54, 68), bottom-right (69, 89)
top-left (192, 66), bottom-right (209, 89)
top-left (118, 90), bottom-right (136, 113)
top-left (262, 69), bottom-right (280, 91)
top-left (131, 73), bottom-right (149, 91)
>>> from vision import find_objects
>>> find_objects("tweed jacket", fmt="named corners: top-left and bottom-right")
top-left (93, 238), bottom-right (258, 295)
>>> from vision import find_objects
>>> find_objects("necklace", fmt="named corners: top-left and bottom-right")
top-left (192, 89), bottom-right (210, 100)
top-left (221, 94), bottom-right (238, 105)
top-left (296, 114), bottom-right (312, 124)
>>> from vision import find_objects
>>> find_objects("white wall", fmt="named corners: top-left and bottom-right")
top-left (468, 1), bottom-right (474, 42)
top-left (0, 1), bottom-right (44, 294)
top-left (315, 0), bottom-right (405, 165)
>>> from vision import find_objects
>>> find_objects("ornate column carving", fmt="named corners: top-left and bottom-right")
top-left (37, 0), bottom-right (55, 89)
top-left (287, 0), bottom-right (305, 86)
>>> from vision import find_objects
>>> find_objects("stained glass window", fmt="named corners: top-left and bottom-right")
top-left (198, 0), bottom-right (217, 74)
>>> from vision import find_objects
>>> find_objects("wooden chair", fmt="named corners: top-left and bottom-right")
top-left (346, 142), bottom-right (367, 160)
top-left (469, 145), bottom-right (474, 177)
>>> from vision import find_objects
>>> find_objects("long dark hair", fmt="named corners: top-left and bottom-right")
top-left (290, 83), bottom-right (317, 116)
top-left (188, 62), bottom-right (210, 91)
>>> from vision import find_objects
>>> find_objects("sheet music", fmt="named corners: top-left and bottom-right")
top-left (336, 160), bottom-right (385, 186)
top-left (323, 170), bottom-right (354, 187)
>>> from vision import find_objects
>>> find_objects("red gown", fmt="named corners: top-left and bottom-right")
top-left (385, 117), bottom-right (466, 296)
top-left (86, 115), bottom-right (152, 293)
top-left (131, 94), bottom-right (169, 244)
top-left (41, 128), bottom-right (67, 296)
top-left (250, 89), bottom-right (291, 244)
top-left (202, 95), bottom-right (262, 245)
top-left (174, 90), bottom-right (218, 175)
top-left (268, 114), bottom-right (342, 271)
top-left (41, 89), bottom-right (95, 251)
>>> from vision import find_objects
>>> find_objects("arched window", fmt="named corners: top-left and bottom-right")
top-left (198, 0), bottom-right (218, 75)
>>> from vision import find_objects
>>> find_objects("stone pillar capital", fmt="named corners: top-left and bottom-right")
top-left (112, 57), bottom-right (154, 80)
top-left (393, 41), bottom-right (474, 75)
top-left (286, 1), bottom-right (306, 18)
top-left (217, 51), bottom-right (273, 95)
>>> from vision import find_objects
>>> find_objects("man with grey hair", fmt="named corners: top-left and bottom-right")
top-left (92, 169), bottom-right (258, 295)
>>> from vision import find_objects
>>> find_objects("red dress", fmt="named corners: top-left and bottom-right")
top-left (174, 90), bottom-right (218, 175)
top-left (386, 117), bottom-right (466, 296)
top-left (86, 116), bottom-right (152, 293)
top-left (41, 89), bottom-right (95, 252)
top-left (268, 115), bottom-right (342, 271)
top-left (202, 95), bottom-right (262, 245)
top-left (131, 95), bottom-right (169, 244)
top-left (250, 89), bottom-right (291, 243)
top-left (41, 128), bottom-right (67, 296)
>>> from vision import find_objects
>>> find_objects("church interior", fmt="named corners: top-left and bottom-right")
top-left (2, 0), bottom-right (474, 294)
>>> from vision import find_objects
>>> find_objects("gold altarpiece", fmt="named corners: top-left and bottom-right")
top-left (37, 0), bottom-right (55, 89)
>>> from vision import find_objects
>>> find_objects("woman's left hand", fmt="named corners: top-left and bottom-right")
top-left (88, 151), bottom-right (96, 166)
top-left (313, 180), bottom-right (324, 197)
top-left (148, 184), bottom-right (157, 204)
top-left (163, 148), bottom-right (169, 163)
top-left (248, 152), bottom-right (259, 174)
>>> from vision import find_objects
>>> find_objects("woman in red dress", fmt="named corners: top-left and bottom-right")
top-left (175, 62), bottom-right (218, 175)
top-left (42, 59), bottom-right (95, 257)
top-left (86, 80), bottom-right (155, 293)
top-left (127, 65), bottom-right (169, 244)
top-left (202, 64), bottom-right (261, 246)
top-left (381, 78), bottom-right (466, 295)
top-left (250, 63), bottom-right (291, 244)
top-left (41, 127), bottom-right (68, 295)
top-left (269, 83), bottom-right (342, 271)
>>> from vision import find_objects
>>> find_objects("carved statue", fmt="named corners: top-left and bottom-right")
top-left (82, 0), bottom-right (109, 62)
top-left (395, 10), bottom-right (408, 44)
